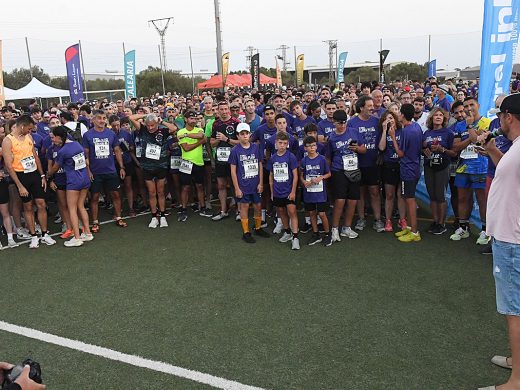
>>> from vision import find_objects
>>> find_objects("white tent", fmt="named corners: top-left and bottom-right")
top-left (5, 78), bottom-right (69, 100)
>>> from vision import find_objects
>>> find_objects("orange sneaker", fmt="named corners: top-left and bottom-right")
top-left (60, 229), bottom-right (74, 239)
top-left (399, 218), bottom-right (408, 230)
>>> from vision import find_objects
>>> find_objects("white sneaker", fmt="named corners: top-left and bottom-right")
top-left (64, 237), bottom-right (84, 247)
top-left (235, 213), bottom-right (241, 221)
top-left (0, 242), bottom-right (4, 250)
top-left (279, 232), bottom-right (293, 243)
top-left (17, 228), bottom-right (31, 240)
top-left (148, 217), bottom-right (159, 228)
top-left (273, 220), bottom-right (284, 234)
top-left (159, 216), bottom-right (168, 228)
top-left (331, 227), bottom-right (341, 243)
top-left (80, 233), bottom-right (94, 242)
top-left (450, 227), bottom-right (470, 241)
top-left (291, 237), bottom-right (300, 250)
top-left (7, 239), bottom-right (19, 248)
top-left (35, 224), bottom-right (42, 235)
top-left (354, 218), bottom-right (366, 231)
top-left (341, 226), bottom-right (359, 239)
top-left (476, 231), bottom-right (490, 245)
top-left (29, 236), bottom-right (39, 249)
top-left (41, 234), bottom-right (56, 246)
top-left (211, 212), bottom-right (229, 221)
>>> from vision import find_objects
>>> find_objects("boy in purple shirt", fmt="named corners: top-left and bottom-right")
top-left (389, 104), bottom-right (423, 242)
top-left (300, 136), bottom-right (331, 246)
top-left (267, 132), bottom-right (300, 250)
top-left (317, 100), bottom-right (337, 143)
top-left (229, 123), bottom-right (270, 243)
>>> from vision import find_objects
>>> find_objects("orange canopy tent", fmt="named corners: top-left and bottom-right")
top-left (197, 74), bottom-right (248, 89)
top-left (197, 73), bottom-right (279, 90)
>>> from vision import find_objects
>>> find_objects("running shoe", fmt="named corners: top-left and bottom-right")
top-left (291, 238), bottom-right (300, 250)
top-left (80, 233), bottom-right (94, 242)
top-left (273, 220), bottom-right (284, 234)
top-left (7, 239), bottom-right (19, 248)
top-left (300, 223), bottom-right (311, 234)
top-left (178, 212), bottom-right (188, 222)
top-left (149, 217), bottom-right (159, 228)
top-left (64, 237), bottom-right (84, 247)
top-left (398, 218), bottom-right (408, 231)
top-left (253, 228), bottom-right (270, 238)
top-left (159, 216), bottom-right (168, 228)
top-left (395, 228), bottom-right (410, 238)
top-left (354, 218), bottom-right (366, 231)
top-left (450, 227), bottom-right (470, 241)
top-left (17, 228), bottom-right (31, 240)
top-left (307, 233), bottom-right (322, 246)
top-left (41, 233), bottom-right (56, 246)
top-left (29, 236), bottom-right (39, 249)
top-left (476, 231), bottom-right (491, 245)
top-left (384, 219), bottom-right (393, 232)
top-left (373, 220), bottom-right (385, 233)
top-left (331, 227), bottom-right (341, 243)
top-left (433, 224), bottom-right (447, 235)
top-left (398, 231), bottom-right (422, 242)
top-left (242, 232), bottom-right (256, 244)
top-left (199, 208), bottom-right (214, 218)
top-left (322, 234), bottom-right (333, 247)
top-left (341, 226), bottom-right (359, 239)
top-left (211, 212), bottom-right (229, 221)
top-left (60, 229), bottom-right (74, 239)
top-left (279, 232), bottom-right (293, 243)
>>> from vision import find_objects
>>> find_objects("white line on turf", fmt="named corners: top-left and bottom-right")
top-left (0, 320), bottom-right (266, 390)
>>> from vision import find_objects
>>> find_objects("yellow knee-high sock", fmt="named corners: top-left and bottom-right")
top-left (254, 216), bottom-right (262, 230)
top-left (241, 219), bottom-right (250, 233)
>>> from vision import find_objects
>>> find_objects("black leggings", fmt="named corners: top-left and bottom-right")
top-left (424, 165), bottom-right (450, 202)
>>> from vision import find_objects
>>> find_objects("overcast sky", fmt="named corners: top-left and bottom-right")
top-left (0, 0), bottom-right (500, 76)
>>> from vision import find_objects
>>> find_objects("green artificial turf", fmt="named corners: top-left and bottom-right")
top-left (0, 212), bottom-right (511, 389)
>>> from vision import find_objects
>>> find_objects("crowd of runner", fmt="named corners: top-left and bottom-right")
top-left (0, 75), bottom-right (517, 250)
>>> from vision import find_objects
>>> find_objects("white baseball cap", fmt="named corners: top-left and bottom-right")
top-left (236, 123), bottom-right (251, 133)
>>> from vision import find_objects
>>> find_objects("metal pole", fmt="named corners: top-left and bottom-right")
top-left (158, 44), bottom-right (166, 96)
top-left (78, 40), bottom-right (88, 100)
top-left (122, 42), bottom-right (127, 100)
top-left (25, 37), bottom-right (33, 78)
top-left (379, 38), bottom-right (383, 83)
top-left (294, 46), bottom-right (297, 87)
top-left (214, 0), bottom-right (223, 75)
top-left (428, 34), bottom-right (431, 64)
top-left (189, 46), bottom-right (195, 94)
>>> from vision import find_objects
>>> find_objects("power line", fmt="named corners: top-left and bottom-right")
top-left (148, 17), bottom-right (173, 70)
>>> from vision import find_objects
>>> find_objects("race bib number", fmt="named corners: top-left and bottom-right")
top-left (170, 156), bottom-right (181, 170)
top-left (243, 159), bottom-right (259, 178)
top-left (135, 145), bottom-right (142, 158)
top-left (179, 159), bottom-right (193, 174)
top-left (94, 139), bottom-right (110, 158)
top-left (21, 156), bottom-right (37, 173)
top-left (342, 154), bottom-right (358, 171)
top-left (298, 139), bottom-right (304, 146)
top-left (306, 175), bottom-right (323, 193)
top-left (145, 143), bottom-right (161, 160)
top-left (72, 152), bottom-right (86, 170)
top-left (460, 144), bottom-right (478, 159)
top-left (273, 163), bottom-right (289, 182)
top-left (217, 147), bottom-right (231, 162)
top-left (430, 153), bottom-right (443, 166)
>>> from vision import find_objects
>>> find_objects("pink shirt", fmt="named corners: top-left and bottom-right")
top-left (487, 136), bottom-right (520, 244)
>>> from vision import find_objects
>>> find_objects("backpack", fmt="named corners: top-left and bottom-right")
top-left (68, 122), bottom-right (83, 143)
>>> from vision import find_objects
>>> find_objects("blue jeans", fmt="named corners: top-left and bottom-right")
top-left (493, 238), bottom-right (520, 316)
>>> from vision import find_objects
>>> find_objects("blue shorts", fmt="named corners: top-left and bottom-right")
top-left (454, 173), bottom-right (486, 189)
top-left (237, 193), bottom-right (261, 204)
top-left (493, 238), bottom-right (520, 316)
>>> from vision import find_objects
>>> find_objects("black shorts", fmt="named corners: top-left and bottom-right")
top-left (330, 170), bottom-right (360, 200)
top-left (272, 197), bottom-right (296, 208)
top-left (124, 161), bottom-right (136, 178)
top-left (55, 183), bottom-right (67, 191)
top-left (17, 171), bottom-right (46, 203)
top-left (360, 166), bottom-right (380, 186)
top-left (204, 160), bottom-right (212, 167)
top-left (90, 173), bottom-right (121, 194)
top-left (215, 163), bottom-right (231, 178)
top-left (304, 202), bottom-right (328, 212)
top-left (0, 180), bottom-right (9, 204)
top-left (180, 164), bottom-right (204, 186)
top-left (143, 168), bottom-right (168, 181)
top-left (401, 179), bottom-right (419, 199)
top-left (381, 163), bottom-right (400, 186)
top-left (262, 167), bottom-right (270, 185)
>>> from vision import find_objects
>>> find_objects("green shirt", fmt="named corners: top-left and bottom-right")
top-left (178, 127), bottom-right (204, 166)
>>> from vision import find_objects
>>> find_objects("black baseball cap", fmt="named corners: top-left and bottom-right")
top-left (263, 104), bottom-right (275, 113)
top-left (492, 94), bottom-right (520, 115)
top-left (332, 110), bottom-right (348, 122)
top-left (184, 110), bottom-right (198, 118)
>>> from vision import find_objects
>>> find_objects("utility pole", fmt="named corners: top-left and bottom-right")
top-left (245, 46), bottom-right (256, 70)
top-left (278, 44), bottom-right (290, 71)
top-left (323, 40), bottom-right (337, 85)
top-left (214, 0), bottom-right (223, 75)
top-left (149, 17), bottom-right (173, 70)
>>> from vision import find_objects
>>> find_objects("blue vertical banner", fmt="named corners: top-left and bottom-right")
top-left (428, 59), bottom-right (437, 77)
top-left (336, 52), bottom-right (348, 84)
top-left (479, 0), bottom-right (520, 117)
top-left (124, 50), bottom-right (136, 99)
top-left (65, 43), bottom-right (84, 102)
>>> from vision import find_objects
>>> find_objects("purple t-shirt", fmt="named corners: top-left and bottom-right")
top-left (251, 123), bottom-right (277, 160)
top-left (55, 141), bottom-right (90, 190)
top-left (382, 129), bottom-right (401, 164)
top-left (228, 143), bottom-right (262, 195)
top-left (488, 117), bottom-right (512, 178)
top-left (82, 128), bottom-right (120, 175)
top-left (348, 115), bottom-right (380, 168)
top-left (297, 142), bottom-right (327, 161)
top-left (46, 144), bottom-right (66, 187)
top-left (113, 129), bottom-right (134, 165)
top-left (300, 154), bottom-right (329, 203)
top-left (317, 118), bottom-right (335, 139)
top-left (326, 128), bottom-right (364, 172)
top-left (37, 122), bottom-right (51, 138)
top-left (399, 122), bottom-right (423, 181)
top-left (265, 132), bottom-right (299, 158)
top-left (372, 107), bottom-right (386, 119)
top-left (266, 150), bottom-right (298, 198)
top-left (422, 128), bottom-right (455, 165)
top-left (292, 116), bottom-right (316, 143)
